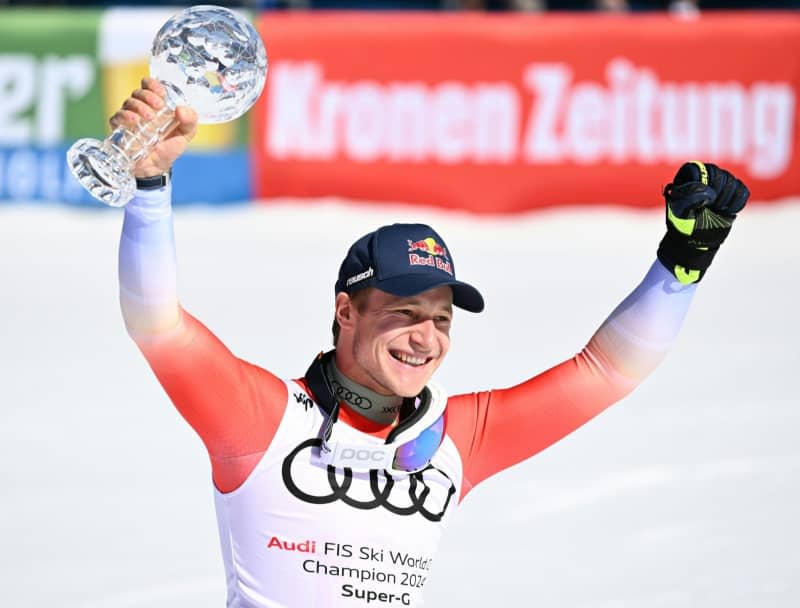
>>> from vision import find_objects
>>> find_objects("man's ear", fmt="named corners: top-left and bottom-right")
top-left (335, 292), bottom-right (355, 330)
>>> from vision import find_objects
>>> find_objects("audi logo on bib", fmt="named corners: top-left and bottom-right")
top-left (282, 438), bottom-right (456, 522)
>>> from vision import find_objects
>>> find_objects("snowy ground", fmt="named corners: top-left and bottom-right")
top-left (1, 198), bottom-right (798, 607)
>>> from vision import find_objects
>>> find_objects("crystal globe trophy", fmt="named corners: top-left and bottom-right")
top-left (67, 5), bottom-right (267, 207)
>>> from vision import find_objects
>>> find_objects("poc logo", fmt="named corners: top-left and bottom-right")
top-left (324, 444), bottom-right (392, 470)
top-left (342, 448), bottom-right (384, 462)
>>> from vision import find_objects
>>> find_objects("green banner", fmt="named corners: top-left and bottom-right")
top-left (0, 7), bottom-right (253, 204)
top-left (0, 9), bottom-right (104, 144)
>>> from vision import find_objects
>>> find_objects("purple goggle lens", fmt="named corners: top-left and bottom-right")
top-left (391, 410), bottom-right (447, 473)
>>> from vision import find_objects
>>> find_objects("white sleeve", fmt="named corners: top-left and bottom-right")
top-left (118, 186), bottom-right (181, 337)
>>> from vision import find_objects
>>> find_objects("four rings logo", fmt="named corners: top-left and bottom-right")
top-left (331, 380), bottom-right (373, 410)
top-left (282, 438), bottom-right (456, 522)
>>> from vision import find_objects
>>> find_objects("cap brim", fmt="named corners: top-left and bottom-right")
top-left (375, 276), bottom-right (485, 313)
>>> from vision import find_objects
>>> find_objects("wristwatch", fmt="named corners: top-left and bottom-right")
top-left (135, 169), bottom-right (172, 190)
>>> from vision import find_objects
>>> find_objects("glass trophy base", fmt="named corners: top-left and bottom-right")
top-left (67, 138), bottom-right (136, 208)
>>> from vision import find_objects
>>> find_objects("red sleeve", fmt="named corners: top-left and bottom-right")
top-left (446, 336), bottom-right (638, 500)
top-left (134, 308), bottom-right (288, 492)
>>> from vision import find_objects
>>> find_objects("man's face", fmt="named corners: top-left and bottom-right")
top-left (340, 286), bottom-right (453, 398)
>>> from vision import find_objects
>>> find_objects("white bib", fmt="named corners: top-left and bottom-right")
top-left (214, 380), bottom-right (463, 608)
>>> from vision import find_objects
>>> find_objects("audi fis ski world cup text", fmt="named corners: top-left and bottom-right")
top-left (268, 536), bottom-right (431, 604)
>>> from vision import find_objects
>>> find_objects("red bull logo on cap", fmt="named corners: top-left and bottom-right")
top-left (407, 237), bottom-right (453, 275)
top-left (408, 237), bottom-right (448, 258)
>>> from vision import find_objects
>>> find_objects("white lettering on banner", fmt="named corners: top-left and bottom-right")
top-left (7, 149), bottom-right (38, 200)
top-left (265, 59), bottom-right (795, 179)
top-left (522, 63), bottom-right (568, 162)
top-left (267, 61), bottom-right (518, 164)
top-left (522, 58), bottom-right (795, 177)
top-left (37, 55), bottom-right (95, 145)
top-left (751, 83), bottom-right (795, 178)
top-left (0, 54), bottom-right (94, 145)
top-left (0, 55), bottom-right (36, 143)
top-left (386, 84), bottom-right (427, 162)
top-left (345, 81), bottom-right (382, 161)
top-left (0, 148), bottom-right (86, 201)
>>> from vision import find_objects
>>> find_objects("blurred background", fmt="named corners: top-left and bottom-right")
top-left (3, 0), bottom-right (800, 13)
top-left (1, 1), bottom-right (799, 607)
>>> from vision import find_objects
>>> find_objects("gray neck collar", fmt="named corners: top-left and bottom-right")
top-left (326, 357), bottom-right (403, 425)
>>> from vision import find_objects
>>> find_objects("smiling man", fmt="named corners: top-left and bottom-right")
top-left (115, 78), bottom-right (749, 607)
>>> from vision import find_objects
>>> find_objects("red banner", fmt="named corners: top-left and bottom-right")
top-left (253, 12), bottom-right (800, 213)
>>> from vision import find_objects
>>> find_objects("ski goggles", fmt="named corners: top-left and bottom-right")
top-left (318, 383), bottom-right (448, 475)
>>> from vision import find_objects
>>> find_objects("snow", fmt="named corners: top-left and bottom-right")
top-left (1, 197), bottom-right (798, 607)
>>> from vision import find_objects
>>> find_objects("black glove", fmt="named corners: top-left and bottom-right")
top-left (656, 161), bottom-right (749, 284)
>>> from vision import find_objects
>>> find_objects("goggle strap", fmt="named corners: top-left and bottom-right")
top-left (304, 350), bottom-right (339, 420)
top-left (386, 390), bottom-right (429, 444)
top-left (387, 382), bottom-right (447, 446)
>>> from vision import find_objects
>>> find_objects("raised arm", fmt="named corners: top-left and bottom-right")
top-left (449, 259), bottom-right (694, 496)
top-left (116, 77), bottom-right (197, 339)
top-left (448, 162), bottom-right (750, 497)
top-left (116, 78), bottom-right (286, 493)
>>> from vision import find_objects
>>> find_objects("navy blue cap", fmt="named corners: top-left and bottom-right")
top-left (335, 223), bottom-right (484, 313)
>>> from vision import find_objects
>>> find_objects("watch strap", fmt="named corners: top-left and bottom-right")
top-left (135, 169), bottom-right (172, 190)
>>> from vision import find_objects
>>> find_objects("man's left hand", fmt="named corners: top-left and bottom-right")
top-left (656, 161), bottom-right (750, 285)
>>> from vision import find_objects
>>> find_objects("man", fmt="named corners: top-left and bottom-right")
top-left (115, 78), bottom-right (749, 607)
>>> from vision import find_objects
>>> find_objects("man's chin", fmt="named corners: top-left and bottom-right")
top-left (382, 357), bottom-right (438, 397)
top-left (392, 376), bottom-right (433, 398)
